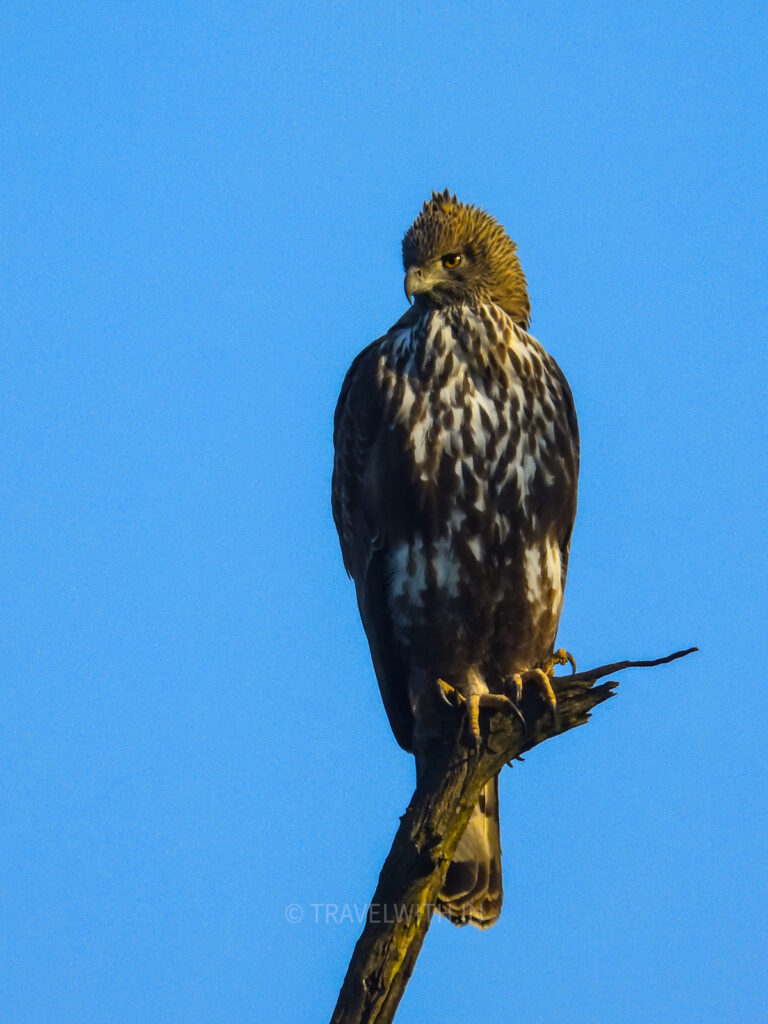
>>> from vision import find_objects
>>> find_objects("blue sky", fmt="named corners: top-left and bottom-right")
top-left (2, 3), bottom-right (766, 1022)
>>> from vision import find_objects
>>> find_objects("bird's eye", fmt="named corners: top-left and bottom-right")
top-left (442, 253), bottom-right (462, 269)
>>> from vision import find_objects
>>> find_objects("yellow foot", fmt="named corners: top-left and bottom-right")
top-left (541, 648), bottom-right (577, 675)
top-left (509, 667), bottom-right (559, 724)
top-left (436, 679), bottom-right (525, 746)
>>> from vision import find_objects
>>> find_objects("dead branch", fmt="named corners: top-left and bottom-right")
top-left (329, 647), bottom-right (697, 1024)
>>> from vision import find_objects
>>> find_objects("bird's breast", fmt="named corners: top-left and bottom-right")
top-left (378, 305), bottom-right (559, 526)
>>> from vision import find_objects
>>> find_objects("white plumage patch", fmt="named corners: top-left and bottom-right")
top-left (388, 539), bottom-right (427, 611)
top-left (432, 535), bottom-right (462, 595)
top-left (373, 300), bottom-right (573, 657)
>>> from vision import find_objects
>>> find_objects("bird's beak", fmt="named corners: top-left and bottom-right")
top-left (404, 265), bottom-right (426, 304)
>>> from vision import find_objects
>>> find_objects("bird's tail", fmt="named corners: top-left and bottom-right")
top-left (437, 773), bottom-right (503, 928)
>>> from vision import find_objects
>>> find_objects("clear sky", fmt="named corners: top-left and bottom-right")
top-left (3, 3), bottom-right (767, 1022)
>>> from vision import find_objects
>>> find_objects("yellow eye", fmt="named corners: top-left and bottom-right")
top-left (442, 253), bottom-right (462, 269)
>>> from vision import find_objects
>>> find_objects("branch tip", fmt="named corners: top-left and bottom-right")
top-left (329, 645), bottom-right (694, 1024)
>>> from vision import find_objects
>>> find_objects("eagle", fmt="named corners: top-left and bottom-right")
top-left (332, 190), bottom-right (579, 928)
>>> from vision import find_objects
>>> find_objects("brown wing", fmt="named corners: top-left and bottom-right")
top-left (546, 353), bottom-right (580, 583)
top-left (332, 339), bottom-right (416, 751)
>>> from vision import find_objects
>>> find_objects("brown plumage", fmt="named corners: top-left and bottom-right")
top-left (332, 190), bottom-right (579, 927)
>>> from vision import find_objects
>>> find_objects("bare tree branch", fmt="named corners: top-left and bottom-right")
top-left (329, 647), bottom-right (697, 1024)
top-left (561, 647), bottom-right (698, 686)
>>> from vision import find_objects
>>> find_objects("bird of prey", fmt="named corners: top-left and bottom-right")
top-left (332, 190), bottom-right (579, 928)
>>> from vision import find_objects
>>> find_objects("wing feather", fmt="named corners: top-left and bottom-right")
top-left (332, 340), bottom-right (415, 750)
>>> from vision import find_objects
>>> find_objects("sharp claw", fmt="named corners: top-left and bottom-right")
top-left (546, 648), bottom-right (577, 676)
top-left (493, 682), bottom-right (529, 738)
top-left (507, 699), bottom-right (528, 736)
top-left (498, 694), bottom-right (527, 733)
top-left (437, 678), bottom-right (455, 706)
top-left (437, 678), bottom-right (532, 748)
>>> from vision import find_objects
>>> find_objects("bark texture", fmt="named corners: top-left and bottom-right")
top-left (329, 648), bottom-right (697, 1024)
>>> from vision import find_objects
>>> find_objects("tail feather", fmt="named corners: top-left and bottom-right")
top-left (437, 773), bottom-right (503, 928)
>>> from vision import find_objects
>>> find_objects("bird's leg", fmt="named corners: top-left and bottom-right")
top-left (511, 669), bottom-right (558, 724)
top-left (508, 673), bottom-right (523, 705)
top-left (507, 650), bottom-right (575, 727)
top-left (436, 678), bottom-right (525, 747)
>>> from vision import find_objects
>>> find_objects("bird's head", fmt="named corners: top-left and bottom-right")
top-left (401, 189), bottom-right (531, 329)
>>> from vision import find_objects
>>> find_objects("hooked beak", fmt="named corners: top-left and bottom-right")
top-left (404, 265), bottom-right (428, 304)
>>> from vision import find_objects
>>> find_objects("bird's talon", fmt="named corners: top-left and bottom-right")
top-left (436, 678), bottom-right (459, 707)
top-left (438, 686), bottom-right (528, 747)
top-left (507, 666), bottom-right (559, 725)
top-left (479, 691), bottom-right (528, 736)
top-left (531, 668), bottom-right (558, 722)
top-left (544, 648), bottom-right (577, 675)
